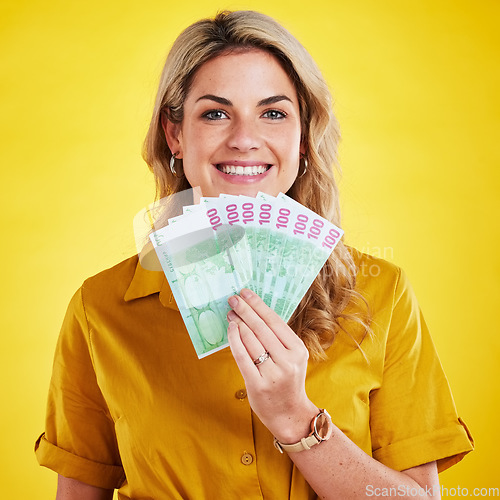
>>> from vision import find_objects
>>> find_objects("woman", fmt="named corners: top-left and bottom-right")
top-left (36, 10), bottom-right (473, 499)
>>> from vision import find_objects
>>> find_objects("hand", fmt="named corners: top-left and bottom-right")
top-left (227, 288), bottom-right (318, 443)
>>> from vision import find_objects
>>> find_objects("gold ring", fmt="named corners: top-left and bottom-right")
top-left (253, 351), bottom-right (271, 366)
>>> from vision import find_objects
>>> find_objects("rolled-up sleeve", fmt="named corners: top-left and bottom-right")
top-left (35, 287), bottom-right (125, 489)
top-left (369, 269), bottom-right (474, 472)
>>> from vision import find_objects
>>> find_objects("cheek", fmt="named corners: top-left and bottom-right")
top-left (181, 127), bottom-right (220, 160)
top-left (273, 125), bottom-right (302, 153)
top-left (279, 139), bottom-right (302, 167)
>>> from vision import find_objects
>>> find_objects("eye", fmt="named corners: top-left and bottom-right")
top-left (262, 109), bottom-right (287, 120)
top-left (202, 109), bottom-right (228, 121)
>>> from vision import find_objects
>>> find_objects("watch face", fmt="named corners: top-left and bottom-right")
top-left (314, 411), bottom-right (333, 441)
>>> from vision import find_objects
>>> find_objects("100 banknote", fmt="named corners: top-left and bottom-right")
top-left (150, 193), bottom-right (343, 358)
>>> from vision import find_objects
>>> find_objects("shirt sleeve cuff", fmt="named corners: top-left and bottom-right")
top-left (35, 433), bottom-right (126, 489)
top-left (372, 418), bottom-right (474, 473)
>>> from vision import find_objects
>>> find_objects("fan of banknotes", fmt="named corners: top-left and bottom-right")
top-left (149, 192), bottom-right (343, 358)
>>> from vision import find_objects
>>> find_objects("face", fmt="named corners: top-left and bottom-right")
top-left (163, 49), bottom-right (304, 198)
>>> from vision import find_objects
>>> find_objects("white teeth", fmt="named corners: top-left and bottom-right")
top-left (218, 165), bottom-right (269, 176)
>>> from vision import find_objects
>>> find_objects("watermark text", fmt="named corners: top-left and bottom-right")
top-left (365, 484), bottom-right (499, 497)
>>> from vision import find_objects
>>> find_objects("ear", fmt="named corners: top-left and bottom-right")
top-left (161, 111), bottom-right (183, 158)
top-left (299, 137), bottom-right (307, 156)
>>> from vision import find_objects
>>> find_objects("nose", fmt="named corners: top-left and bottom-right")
top-left (226, 118), bottom-right (261, 152)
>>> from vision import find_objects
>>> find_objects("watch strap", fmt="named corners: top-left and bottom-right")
top-left (273, 434), bottom-right (320, 453)
top-left (273, 408), bottom-right (332, 454)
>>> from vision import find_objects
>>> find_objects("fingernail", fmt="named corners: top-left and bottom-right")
top-left (240, 288), bottom-right (253, 299)
top-left (228, 296), bottom-right (238, 308)
top-left (227, 310), bottom-right (237, 321)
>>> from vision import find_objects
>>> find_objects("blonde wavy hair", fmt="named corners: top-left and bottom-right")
top-left (143, 10), bottom-right (370, 360)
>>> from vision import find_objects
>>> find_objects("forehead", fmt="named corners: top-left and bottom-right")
top-left (186, 49), bottom-right (298, 100)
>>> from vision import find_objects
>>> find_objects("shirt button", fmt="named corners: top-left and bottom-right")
top-left (241, 453), bottom-right (253, 465)
top-left (235, 389), bottom-right (247, 400)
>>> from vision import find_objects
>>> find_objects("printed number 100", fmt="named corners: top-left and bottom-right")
top-left (276, 207), bottom-right (291, 229)
top-left (293, 216), bottom-right (326, 239)
top-left (322, 228), bottom-right (341, 249)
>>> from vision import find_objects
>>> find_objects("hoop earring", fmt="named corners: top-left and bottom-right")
top-left (169, 152), bottom-right (183, 178)
top-left (299, 155), bottom-right (308, 177)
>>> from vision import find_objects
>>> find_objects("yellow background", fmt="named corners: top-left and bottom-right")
top-left (1, 0), bottom-right (498, 496)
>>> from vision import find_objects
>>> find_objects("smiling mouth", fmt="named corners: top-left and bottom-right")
top-left (216, 164), bottom-right (271, 176)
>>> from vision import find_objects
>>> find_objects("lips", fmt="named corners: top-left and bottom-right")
top-left (216, 164), bottom-right (271, 176)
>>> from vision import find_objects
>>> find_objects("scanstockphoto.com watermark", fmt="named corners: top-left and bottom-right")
top-left (365, 484), bottom-right (499, 497)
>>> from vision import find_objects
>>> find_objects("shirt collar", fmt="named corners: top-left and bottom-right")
top-left (124, 258), bottom-right (178, 311)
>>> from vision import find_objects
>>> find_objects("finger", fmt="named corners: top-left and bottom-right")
top-left (228, 294), bottom-right (284, 354)
top-left (227, 321), bottom-right (265, 380)
top-left (237, 320), bottom-right (275, 369)
top-left (228, 309), bottom-right (274, 368)
top-left (232, 289), bottom-right (304, 350)
top-left (227, 309), bottom-right (243, 325)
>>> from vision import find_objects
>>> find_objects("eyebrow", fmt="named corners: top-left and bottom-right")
top-left (195, 94), bottom-right (293, 106)
top-left (196, 94), bottom-right (232, 106)
top-left (257, 95), bottom-right (293, 106)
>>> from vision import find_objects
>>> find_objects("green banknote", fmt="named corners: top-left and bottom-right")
top-left (151, 223), bottom-right (251, 358)
top-left (270, 234), bottom-right (319, 321)
top-left (149, 192), bottom-right (343, 358)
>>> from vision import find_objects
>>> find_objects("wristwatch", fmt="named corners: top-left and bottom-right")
top-left (273, 409), bottom-right (333, 453)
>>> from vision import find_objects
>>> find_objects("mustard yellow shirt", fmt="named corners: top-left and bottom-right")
top-left (35, 250), bottom-right (473, 498)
